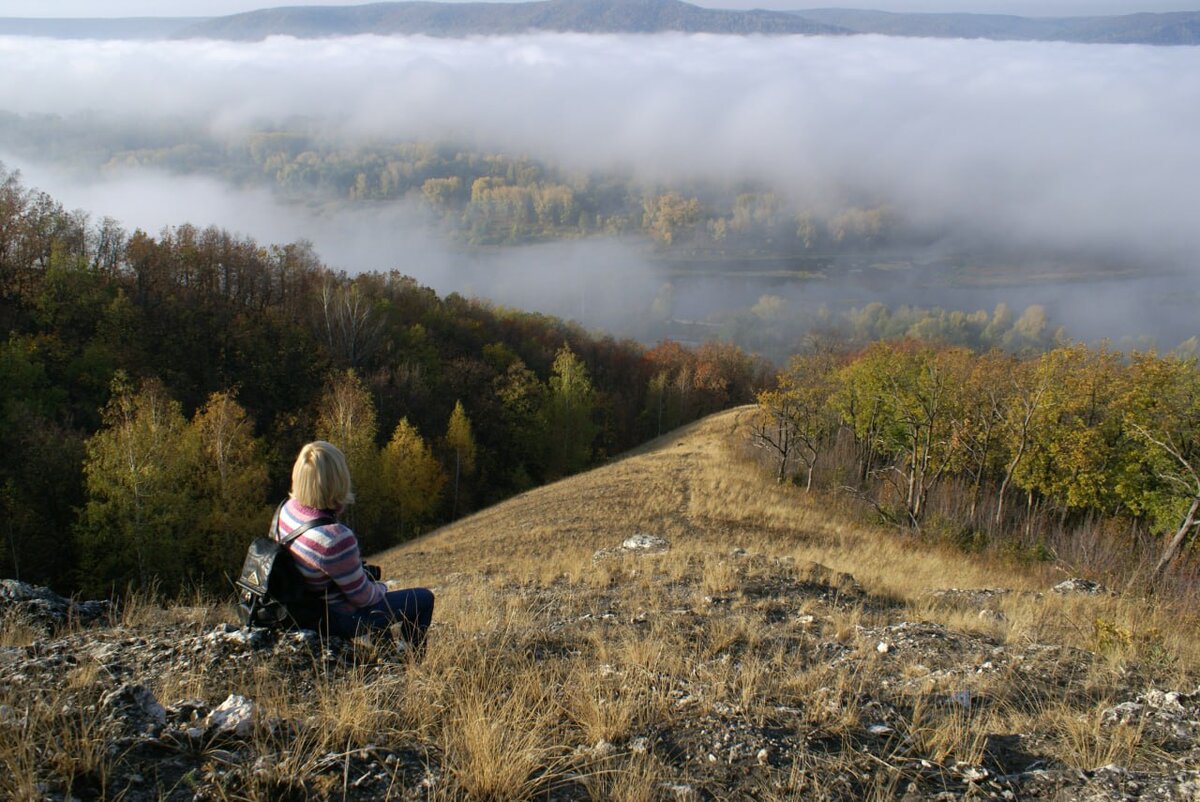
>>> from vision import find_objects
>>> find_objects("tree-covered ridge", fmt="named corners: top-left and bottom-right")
top-left (177, 0), bottom-right (847, 40)
top-left (3, 1), bottom-right (1195, 46)
top-left (756, 341), bottom-right (1200, 582)
top-left (0, 164), bottom-right (768, 595)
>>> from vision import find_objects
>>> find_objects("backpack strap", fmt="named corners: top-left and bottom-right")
top-left (272, 501), bottom-right (337, 548)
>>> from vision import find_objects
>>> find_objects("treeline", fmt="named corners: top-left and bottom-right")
top-left (714, 297), bottom-right (1069, 361)
top-left (755, 341), bottom-right (1200, 581)
top-left (213, 133), bottom-right (899, 250)
top-left (0, 115), bottom-right (898, 252)
top-left (0, 164), bottom-right (769, 595)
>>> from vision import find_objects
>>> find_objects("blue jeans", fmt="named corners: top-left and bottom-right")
top-left (329, 588), bottom-right (434, 650)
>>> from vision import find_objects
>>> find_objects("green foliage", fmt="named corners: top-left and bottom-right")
top-left (494, 360), bottom-right (548, 482)
top-left (753, 351), bottom-right (840, 489)
top-left (380, 418), bottom-right (446, 539)
top-left (445, 400), bottom-right (478, 478)
top-left (315, 369), bottom-right (383, 549)
top-left (542, 346), bottom-right (598, 479)
top-left (189, 391), bottom-right (270, 580)
top-left (775, 338), bottom-right (1200, 577)
top-left (77, 375), bottom-right (196, 595)
top-left (445, 400), bottom-right (478, 516)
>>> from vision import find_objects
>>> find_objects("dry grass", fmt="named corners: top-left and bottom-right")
top-left (10, 406), bottom-right (1199, 799)
top-left (368, 408), bottom-right (1197, 795)
top-left (1038, 704), bottom-right (1149, 771)
top-left (0, 679), bottom-right (120, 802)
top-left (0, 610), bottom-right (39, 648)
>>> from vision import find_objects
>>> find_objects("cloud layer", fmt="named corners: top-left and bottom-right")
top-left (3, 32), bottom-right (1198, 264)
top-left (2, 31), bottom-right (1198, 349)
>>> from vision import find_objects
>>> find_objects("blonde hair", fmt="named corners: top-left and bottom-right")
top-left (290, 441), bottom-right (355, 510)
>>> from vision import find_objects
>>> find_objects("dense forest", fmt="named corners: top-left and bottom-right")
top-left (754, 341), bottom-right (1200, 588)
top-left (0, 164), bottom-right (770, 596)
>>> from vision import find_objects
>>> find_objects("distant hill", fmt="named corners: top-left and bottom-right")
top-left (0, 17), bottom-right (204, 39)
top-left (176, 0), bottom-right (846, 39)
top-left (1, 1), bottom-right (1196, 44)
top-left (792, 7), bottom-right (1200, 45)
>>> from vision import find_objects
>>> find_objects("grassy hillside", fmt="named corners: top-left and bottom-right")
top-left (367, 406), bottom-right (1200, 798)
top-left (4, 407), bottom-right (1200, 800)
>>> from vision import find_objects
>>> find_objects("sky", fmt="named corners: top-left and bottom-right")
top-left (0, 0), bottom-right (1196, 19)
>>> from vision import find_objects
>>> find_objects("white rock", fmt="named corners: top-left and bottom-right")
top-left (593, 739), bottom-right (615, 757)
top-left (756, 748), bottom-right (770, 765)
top-left (1052, 578), bottom-right (1106, 595)
top-left (622, 533), bottom-right (670, 552)
top-left (663, 783), bottom-right (696, 801)
top-left (1143, 689), bottom-right (1185, 714)
top-left (868, 724), bottom-right (893, 735)
top-left (960, 766), bottom-right (989, 782)
top-left (629, 736), bottom-right (650, 754)
top-left (1102, 701), bottom-right (1144, 725)
top-left (205, 694), bottom-right (256, 738)
top-left (876, 641), bottom-right (890, 654)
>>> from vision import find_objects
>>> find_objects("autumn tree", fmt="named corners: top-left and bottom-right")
top-left (315, 368), bottom-right (383, 549)
top-left (834, 342), bottom-right (970, 525)
top-left (380, 418), bottom-right (446, 539)
top-left (494, 360), bottom-right (548, 486)
top-left (320, 279), bottom-right (384, 368)
top-left (643, 192), bottom-right (701, 246)
top-left (753, 387), bottom-right (801, 485)
top-left (1120, 354), bottom-right (1200, 577)
top-left (993, 351), bottom-right (1058, 527)
top-left (542, 345), bottom-right (598, 479)
top-left (832, 343), bottom-right (893, 486)
top-left (954, 350), bottom-right (1012, 521)
top-left (77, 375), bottom-right (197, 594)
top-left (445, 400), bottom-right (477, 516)
top-left (189, 391), bottom-right (269, 579)
top-left (754, 352), bottom-right (841, 490)
top-left (1009, 346), bottom-right (1124, 529)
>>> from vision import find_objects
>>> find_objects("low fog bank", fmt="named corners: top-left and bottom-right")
top-left (3, 31), bottom-right (1198, 352)
top-left (1, 33), bottom-right (1198, 265)
top-left (10, 154), bottom-right (1198, 357)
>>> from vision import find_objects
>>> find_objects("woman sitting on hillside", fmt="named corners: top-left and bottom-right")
top-left (277, 440), bottom-right (434, 653)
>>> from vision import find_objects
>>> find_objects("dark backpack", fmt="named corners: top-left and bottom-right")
top-left (235, 503), bottom-right (336, 630)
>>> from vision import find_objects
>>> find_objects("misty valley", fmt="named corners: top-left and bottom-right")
top-left (2, 112), bottom-right (1196, 360)
top-left (7, 7), bottom-right (1200, 801)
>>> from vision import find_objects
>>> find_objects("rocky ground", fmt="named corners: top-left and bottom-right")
top-left (4, 552), bottom-right (1200, 801)
top-left (6, 411), bottom-right (1199, 801)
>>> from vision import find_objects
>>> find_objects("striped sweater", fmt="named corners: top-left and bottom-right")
top-left (275, 499), bottom-right (385, 614)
